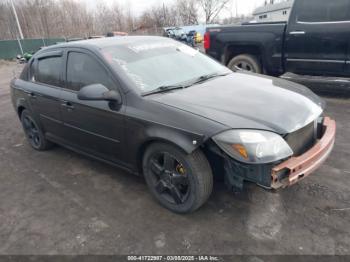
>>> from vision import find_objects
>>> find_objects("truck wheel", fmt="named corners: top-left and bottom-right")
top-left (142, 143), bottom-right (213, 214)
top-left (227, 54), bottom-right (262, 74)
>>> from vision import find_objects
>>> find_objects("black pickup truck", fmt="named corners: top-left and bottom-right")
top-left (204, 0), bottom-right (350, 91)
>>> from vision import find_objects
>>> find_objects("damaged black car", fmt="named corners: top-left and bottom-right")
top-left (11, 36), bottom-right (336, 213)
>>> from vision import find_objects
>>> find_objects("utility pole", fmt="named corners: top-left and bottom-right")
top-left (10, 0), bottom-right (24, 39)
top-left (235, 0), bottom-right (238, 17)
top-left (163, 2), bottom-right (166, 26)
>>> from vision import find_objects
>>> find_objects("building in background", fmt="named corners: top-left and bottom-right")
top-left (253, 0), bottom-right (294, 22)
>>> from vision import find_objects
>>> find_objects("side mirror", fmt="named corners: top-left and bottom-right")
top-left (77, 84), bottom-right (121, 104)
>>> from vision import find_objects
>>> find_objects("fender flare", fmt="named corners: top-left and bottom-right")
top-left (133, 124), bottom-right (209, 173)
top-left (143, 125), bottom-right (207, 154)
top-left (15, 97), bottom-right (29, 118)
top-left (223, 43), bottom-right (264, 66)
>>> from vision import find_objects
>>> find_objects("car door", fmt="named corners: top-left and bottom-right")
top-left (285, 0), bottom-right (350, 76)
top-left (60, 49), bottom-right (126, 165)
top-left (26, 50), bottom-right (64, 140)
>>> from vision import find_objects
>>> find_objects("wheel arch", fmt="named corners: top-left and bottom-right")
top-left (224, 44), bottom-right (264, 68)
top-left (135, 128), bottom-right (207, 174)
top-left (17, 105), bottom-right (26, 118)
top-left (15, 98), bottom-right (29, 119)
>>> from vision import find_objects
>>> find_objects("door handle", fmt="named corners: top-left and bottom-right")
top-left (61, 101), bottom-right (74, 110)
top-left (290, 31), bottom-right (306, 35)
top-left (27, 92), bottom-right (37, 99)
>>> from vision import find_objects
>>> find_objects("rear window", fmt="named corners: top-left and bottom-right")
top-left (297, 0), bottom-right (350, 23)
top-left (35, 57), bottom-right (62, 87)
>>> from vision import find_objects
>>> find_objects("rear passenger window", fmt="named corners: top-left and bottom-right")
top-left (35, 57), bottom-right (62, 87)
top-left (66, 52), bottom-right (114, 91)
top-left (298, 0), bottom-right (350, 23)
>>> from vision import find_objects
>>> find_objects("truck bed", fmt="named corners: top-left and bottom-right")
top-left (205, 23), bottom-right (287, 76)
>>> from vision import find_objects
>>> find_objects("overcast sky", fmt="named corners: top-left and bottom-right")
top-left (82, 0), bottom-right (266, 18)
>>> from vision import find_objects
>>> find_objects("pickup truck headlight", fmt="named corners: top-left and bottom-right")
top-left (213, 130), bottom-right (293, 164)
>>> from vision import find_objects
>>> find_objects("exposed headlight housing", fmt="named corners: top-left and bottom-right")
top-left (212, 130), bottom-right (293, 164)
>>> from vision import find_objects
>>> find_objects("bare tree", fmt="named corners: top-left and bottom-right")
top-left (0, 2), bottom-right (17, 39)
top-left (198, 0), bottom-right (231, 24)
top-left (93, 1), bottom-right (128, 35)
top-left (124, 1), bottom-right (135, 32)
top-left (136, 2), bottom-right (179, 35)
top-left (176, 0), bottom-right (198, 25)
top-left (0, 0), bottom-right (231, 40)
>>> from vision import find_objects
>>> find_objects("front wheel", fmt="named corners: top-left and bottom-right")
top-left (142, 143), bottom-right (213, 213)
top-left (227, 54), bottom-right (262, 74)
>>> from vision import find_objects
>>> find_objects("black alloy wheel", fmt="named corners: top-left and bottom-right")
top-left (148, 151), bottom-right (190, 205)
top-left (143, 143), bottom-right (213, 213)
top-left (22, 114), bottom-right (41, 149)
top-left (20, 109), bottom-right (53, 150)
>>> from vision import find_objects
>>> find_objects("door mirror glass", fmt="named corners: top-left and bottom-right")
top-left (77, 84), bottom-right (121, 103)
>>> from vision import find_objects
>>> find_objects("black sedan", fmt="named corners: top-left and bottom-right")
top-left (11, 36), bottom-right (336, 213)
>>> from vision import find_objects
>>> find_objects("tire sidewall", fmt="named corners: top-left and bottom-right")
top-left (228, 54), bottom-right (261, 74)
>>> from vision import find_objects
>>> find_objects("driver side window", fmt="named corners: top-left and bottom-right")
top-left (66, 52), bottom-right (114, 91)
top-left (297, 0), bottom-right (350, 23)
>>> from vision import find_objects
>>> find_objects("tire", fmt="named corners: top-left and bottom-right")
top-left (20, 109), bottom-right (53, 151)
top-left (142, 143), bottom-right (213, 214)
top-left (227, 54), bottom-right (262, 74)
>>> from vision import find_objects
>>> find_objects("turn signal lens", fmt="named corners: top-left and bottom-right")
top-left (232, 144), bottom-right (248, 159)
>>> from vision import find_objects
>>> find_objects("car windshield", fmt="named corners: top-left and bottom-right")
top-left (102, 39), bottom-right (231, 93)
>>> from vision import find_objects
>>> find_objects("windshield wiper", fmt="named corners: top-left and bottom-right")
top-left (142, 85), bottom-right (185, 96)
top-left (188, 72), bottom-right (230, 86)
top-left (142, 72), bottom-right (230, 96)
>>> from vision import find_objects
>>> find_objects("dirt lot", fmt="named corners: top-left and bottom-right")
top-left (0, 61), bottom-right (349, 255)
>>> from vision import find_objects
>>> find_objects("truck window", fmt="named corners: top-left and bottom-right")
top-left (297, 0), bottom-right (350, 23)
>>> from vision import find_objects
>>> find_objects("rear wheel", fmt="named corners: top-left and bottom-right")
top-left (142, 143), bottom-right (213, 213)
top-left (20, 109), bottom-right (53, 151)
top-left (227, 54), bottom-right (262, 74)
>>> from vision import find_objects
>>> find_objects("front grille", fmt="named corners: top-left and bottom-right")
top-left (284, 121), bottom-right (316, 156)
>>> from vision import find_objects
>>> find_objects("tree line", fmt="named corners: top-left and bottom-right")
top-left (0, 0), bottom-right (252, 40)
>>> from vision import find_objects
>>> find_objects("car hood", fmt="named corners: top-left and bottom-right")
top-left (149, 72), bottom-right (324, 134)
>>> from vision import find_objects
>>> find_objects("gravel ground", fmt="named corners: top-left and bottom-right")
top-left (0, 61), bottom-right (349, 255)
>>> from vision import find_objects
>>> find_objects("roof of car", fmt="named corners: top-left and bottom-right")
top-left (43, 36), bottom-right (169, 51)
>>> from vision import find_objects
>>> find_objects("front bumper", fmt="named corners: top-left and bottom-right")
top-left (271, 117), bottom-right (336, 189)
